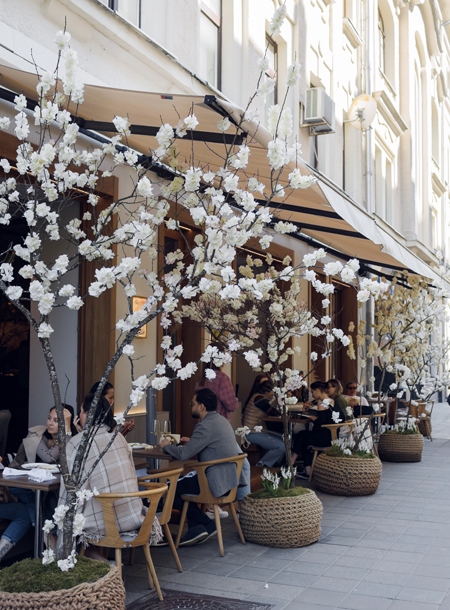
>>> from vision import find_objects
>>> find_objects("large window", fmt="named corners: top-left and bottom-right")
top-left (199, 0), bottom-right (221, 89)
top-left (100, 0), bottom-right (141, 27)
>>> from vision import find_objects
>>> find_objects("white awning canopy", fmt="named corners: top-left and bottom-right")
top-left (0, 63), bottom-right (445, 287)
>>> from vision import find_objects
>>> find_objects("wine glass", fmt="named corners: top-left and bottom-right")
top-left (163, 421), bottom-right (171, 434)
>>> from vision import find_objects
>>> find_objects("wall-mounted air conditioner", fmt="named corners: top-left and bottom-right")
top-left (301, 87), bottom-right (335, 135)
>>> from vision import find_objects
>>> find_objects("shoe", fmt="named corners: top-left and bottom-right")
top-left (206, 507), bottom-right (229, 519)
top-left (295, 470), bottom-right (310, 480)
top-left (197, 520), bottom-right (217, 544)
top-left (178, 525), bottom-right (208, 547)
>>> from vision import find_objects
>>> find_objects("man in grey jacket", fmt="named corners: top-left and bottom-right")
top-left (160, 387), bottom-right (246, 546)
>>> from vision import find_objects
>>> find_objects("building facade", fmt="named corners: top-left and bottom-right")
top-left (0, 0), bottom-right (448, 442)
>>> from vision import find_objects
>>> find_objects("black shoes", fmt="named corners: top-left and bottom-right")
top-left (178, 520), bottom-right (218, 546)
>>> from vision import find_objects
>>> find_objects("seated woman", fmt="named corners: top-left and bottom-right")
top-left (85, 381), bottom-right (134, 437)
top-left (242, 379), bottom-right (286, 467)
top-left (60, 394), bottom-right (161, 560)
top-left (0, 405), bottom-right (76, 562)
top-left (292, 381), bottom-right (349, 479)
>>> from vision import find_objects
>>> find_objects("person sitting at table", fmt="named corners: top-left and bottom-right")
top-left (242, 379), bottom-right (287, 468)
top-left (326, 379), bottom-right (353, 420)
top-left (86, 381), bottom-right (135, 437)
top-left (59, 394), bottom-right (162, 561)
top-left (343, 381), bottom-right (372, 417)
top-left (159, 388), bottom-right (247, 547)
top-left (0, 405), bottom-right (76, 563)
top-left (196, 355), bottom-right (250, 518)
top-left (291, 381), bottom-right (347, 479)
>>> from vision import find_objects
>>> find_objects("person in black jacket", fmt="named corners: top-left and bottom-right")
top-left (291, 381), bottom-right (346, 479)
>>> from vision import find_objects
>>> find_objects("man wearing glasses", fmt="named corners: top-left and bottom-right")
top-left (343, 381), bottom-right (371, 417)
top-left (159, 388), bottom-right (247, 546)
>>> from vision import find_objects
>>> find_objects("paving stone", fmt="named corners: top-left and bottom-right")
top-left (269, 571), bottom-right (319, 588)
top-left (362, 569), bottom-right (410, 586)
top-left (395, 587), bottom-right (446, 604)
top-left (333, 554), bottom-right (379, 569)
top-left (352, 580), bottom-right (401, 598)
top-left (295, 551), bottom-right (338, 565)
top-left (335, 594), bottom-right (393, 610)
top-left (322, 565), bottom-right (368, 580)
top-left (388, 601), bottom-right (440, 610)
top-left (294, 587), bottom-right (348, 606)
top-left (283, 602), bottom-right (335, 610)
top-left (309, 576), bottom-right (359, 593)
top-left (403, 574), bottom-right (450, 591)
top-left (191, 560), bottom-right (241, 576)
top-left (228, 566), bottom-right (280, 582)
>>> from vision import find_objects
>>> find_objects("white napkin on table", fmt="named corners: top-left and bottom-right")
top-left (27, 468), bottom-right (57, 482)
top-left (2, 467), bottom-right (28, 477)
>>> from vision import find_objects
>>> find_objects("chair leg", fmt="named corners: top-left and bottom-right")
top-left (79, 546), bottom-right (86, 557)
top-left (164, 523), bottom-right (182, 572)
top-left (309, 450), bottom-right (319, 482)
top-left (228, 502), bottom-right (245, 545)
top-left (175, 501), bottom-right (189, 549)
top-left (129, 547), bottom-right (135, 566)
top-left (143, 544), bottom-right (163, 601)
top-left (213, 504), bottom-right (224, 557)
top-left (115, 548), bottom-right (122, 579)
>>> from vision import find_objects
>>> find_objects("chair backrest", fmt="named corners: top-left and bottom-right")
top-left (138, 467), bottom-right (184, 526)
top-left (182, 454), bottom-right (247, 505)
top-left (322, 422), bottom-right (355, 442)
top-left (93, 483), bottom-right (167, 549)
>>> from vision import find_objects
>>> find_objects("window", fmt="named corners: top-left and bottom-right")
top-left (199, 1), bottom-right (221, 89)
top-left (263, 35), bottom-right (278, 126)
top-left (378, 10), bottom-right (386, 74)
top-left (101, 0), bottom-right (141, 27)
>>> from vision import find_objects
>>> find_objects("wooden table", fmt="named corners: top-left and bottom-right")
top-left (0, 471), bottom-right (60, 558)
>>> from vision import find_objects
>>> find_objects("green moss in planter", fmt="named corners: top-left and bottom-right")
top-left (0, 557), bottom-right (110, 594)
top-left (249, 486), bottom-right (309, 500)
top-left (325, 446), bottom-right (377, 459)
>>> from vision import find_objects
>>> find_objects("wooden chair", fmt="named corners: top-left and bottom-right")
top-left (309, 421), bottom-right (355, 482)
top-left (79, 483), bottom-right (168, 601)
top-left (136, 467), bottom-right (184, 572)
top-left (418, 401), bottom-right (434, 441)
top-left (175, 454), bottom-right (247, 557)
top-left (357, 413), bottom-right (385, 457)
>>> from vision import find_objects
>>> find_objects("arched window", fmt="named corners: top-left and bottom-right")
top-left (378, 10), bottom-right (386, 73)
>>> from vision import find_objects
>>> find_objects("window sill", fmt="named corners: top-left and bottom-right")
top-left (343, 18), bottom-right (363, 48)
top-left (378, 68), bottom-right (397, 99)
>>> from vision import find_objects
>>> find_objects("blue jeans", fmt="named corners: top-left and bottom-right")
top-left (0, 488), bottom-right (35, 545)
top-left (245, 432), bottom-right (286, 467)
top-left (236, 454), bottom-right (251, 501)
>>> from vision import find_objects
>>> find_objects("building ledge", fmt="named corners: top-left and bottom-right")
top-left (405, 239), bottom-right (439, 266)
top-left (373, 90), bottom-right (408, 137)
top-left (342, 18), bottom-right (363, 48)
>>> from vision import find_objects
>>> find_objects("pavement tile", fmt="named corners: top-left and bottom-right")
top-left (294, 587), bottom-right (348, 606)
top-left (245, 556), bottom-right (293, 570)
top-left (344, 547), bottom-right (386, 559)
top-left (351, 580), bottom-right (401, 598)
top-left (395, 587), bottom-right (446, 604)
top-left (311, 543), bottom-right (350, 554)
top-left (283, 562), bottom-right (328, 575)
top-left (295, 551), bottom-right (338, 565)
top-left (283, 602), bottom-right (335, 610)
top-left (362, 569), bottom-right (410, 586)
top-left (333, 555), bottom-right (379, 569)
top-left (353, 538), bottom-right (393, 550)
top-left (211, 576), bottom-right (265, 596)
top-left (413, 563), bottom-right (450, 578)
top-left (309, 576), bottom-right (359, 593)
top-left (372, 560), bottom-right (416, 574)
top-left (246, 596), bottom-right (289, 610)
top-left (403, 574), bottom-right (450, 591)
top-left (335, 594), bottom-right (393, 610)
top-left (172, 571), bottom-right (221, 587)
top-left (228, 566), bottom-right (280, 582)
top-left (388, 602), bottom-right (440, 610)
top-left (380, 550), bottom-right (422, 563)
top-left (322, 565), bottom-right (368, 580)
top-left (190, 560), bottom-right (240, 576)
top-left (269, 571), bottom-right (319, 588)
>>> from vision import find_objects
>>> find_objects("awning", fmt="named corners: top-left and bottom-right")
top-left (0, 63), bottom-right (445, 287)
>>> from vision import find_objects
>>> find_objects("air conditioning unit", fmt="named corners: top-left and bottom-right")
top-left (303, 87), bottom-right (335, 134)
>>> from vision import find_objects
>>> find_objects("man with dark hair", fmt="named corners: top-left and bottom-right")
top-left (159, 388), bottom-right (246, 546)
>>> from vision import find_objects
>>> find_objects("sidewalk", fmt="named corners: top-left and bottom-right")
top-left (124, 402), bottom-right (450, 610)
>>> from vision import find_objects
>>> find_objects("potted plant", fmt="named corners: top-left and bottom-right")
top-left (312, 430), bottom-right (382, 496)
top-left (377, 418), bottom-right (424, 462)
top-left (239, 467), bottom-right (323, 548)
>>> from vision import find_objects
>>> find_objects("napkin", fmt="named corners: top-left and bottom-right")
top-left (2, 467), bottom-right (29, 477)
top-left (27, 469), bottom-right (57, 482)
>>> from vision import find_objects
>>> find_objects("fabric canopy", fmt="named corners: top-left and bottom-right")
top-left (0, 62), bottom-right (445, 286)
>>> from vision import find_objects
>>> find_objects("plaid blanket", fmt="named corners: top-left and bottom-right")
top-left (60, 426), bottom-right (145, 539)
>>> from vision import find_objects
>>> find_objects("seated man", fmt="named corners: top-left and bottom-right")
top-left (159, 388), bottom-right (246, 547)
top-left (343, 381), bottom-right (372, 417)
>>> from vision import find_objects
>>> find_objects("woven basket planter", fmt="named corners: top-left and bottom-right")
top-left (0, 565), bottom-right (125, 610)
top-left (239, 489), bottom-right (323, 548)
top-left (378, 432), bottom-right (424, 462)
top-left (313, 453), bottom-right (382, 496)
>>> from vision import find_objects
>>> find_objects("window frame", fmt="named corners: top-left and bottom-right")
top-left (103, 0), bottom-right (142, 28)
top-left (378, 10), bottom-right (386, 75)
top-left (265, 33), bottom-right (278, 105)
top-left (200, 0), bottom-right (222, 90)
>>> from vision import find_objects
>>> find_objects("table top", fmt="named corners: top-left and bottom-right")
top-left (132, 446), bottom-right (176, 460)
top-left (262, 415), bottom-right (313, 423)
top-left (0, 471), bottom-right (61, 492)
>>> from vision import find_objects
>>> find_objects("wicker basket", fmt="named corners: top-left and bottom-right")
top-left (239, 489), bottom-right (323, 548)
top-left (0, 565), bottom-right (125, 610)
top-left (313, 453), bottom-right (382, 496)
top-left (378, 432), bottom-right (423, 462)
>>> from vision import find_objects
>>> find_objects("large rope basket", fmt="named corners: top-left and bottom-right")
top-left (239, 489), bottom-right (323, 548)
top-left (378, 432), bottom-right (424, 462)
top-left (0, 565), bottom-right (125, 610)
top-left (313, 453), bottom-right (382, 496)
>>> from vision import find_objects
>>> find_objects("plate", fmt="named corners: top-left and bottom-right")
top-left (22, 463), bottom-right (60, 473)
top-left (128, 443), bottom-right (147, 449)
